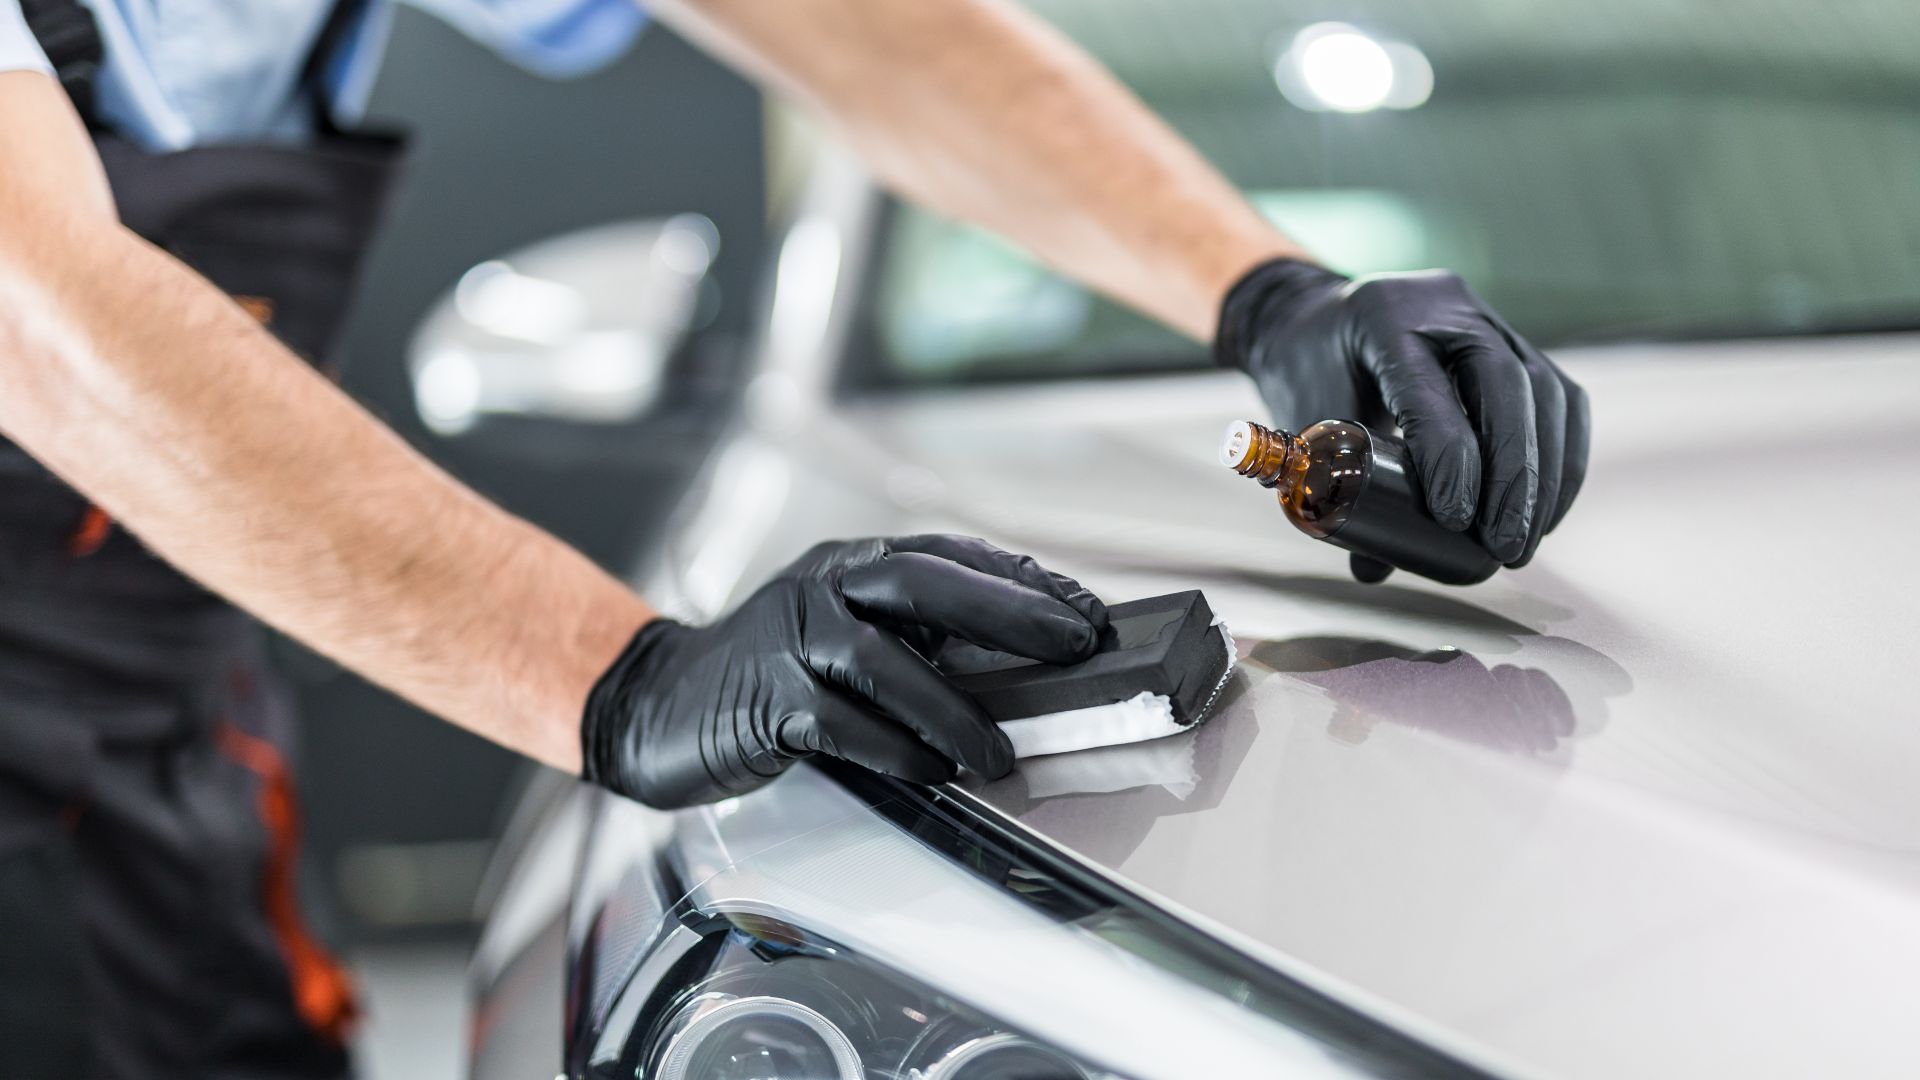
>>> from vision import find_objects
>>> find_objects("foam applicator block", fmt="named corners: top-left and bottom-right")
top-left (934, 590), bottom-right (1236, 759)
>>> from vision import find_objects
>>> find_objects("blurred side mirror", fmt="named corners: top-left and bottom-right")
top-left (407, 214), bottom-right (718, 435)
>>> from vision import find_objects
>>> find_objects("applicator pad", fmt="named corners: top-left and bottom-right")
top-left (934, 590), bottom-right (1236, 759)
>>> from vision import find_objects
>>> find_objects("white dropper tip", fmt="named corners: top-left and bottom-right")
top-left (1219, 420), bottom-right (1256, 469)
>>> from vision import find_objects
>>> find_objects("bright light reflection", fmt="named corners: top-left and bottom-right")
top-left (768, 216), bottom-right (843, 360)
top-left (654, 213), bottom-right (718, 277)
top-left (554, 332), bottom-right (652, 397)
top-left (1383, 41), bottom-right (1434, 108)
top-left (454, 260), bottom-right (589, 345)
top-left (415, 346), bottom-right (482, 435)
top-left (1275, 23), bottom-right (1432, 113)
top-left (1298, 26), bottom-right (1394, 112)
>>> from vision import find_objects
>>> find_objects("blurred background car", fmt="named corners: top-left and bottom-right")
top-left (317, 0), bottom-right (1919, 1075)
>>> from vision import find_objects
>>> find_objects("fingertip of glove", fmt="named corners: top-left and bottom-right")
top-left (1079, 592), bottom-right (1112, 632)
top-left (1414, 440), bottom-right (1481, 532)
top-left (1069, 615), bottom-right (1102, 658)
top-left (1022, 610), bottom-right (1103, 667)
top-left (1487, 507), bottom-right (1536, 565)
top-left (1426, 471), bottom-right (1476, 531)
top-left (967, 724), bottom-right (1016, 780)
top-left (1491, 538), bottom-right (1529, 566)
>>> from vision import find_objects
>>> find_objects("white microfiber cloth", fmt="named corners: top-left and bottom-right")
top-left (1018, 729), bottom-right (1202, 799)
top-left (1001, 617), bottom-right (1237, 760)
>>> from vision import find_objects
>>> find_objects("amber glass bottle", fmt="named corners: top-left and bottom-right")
top-left (1220, 419), bottom-right (1497, 585)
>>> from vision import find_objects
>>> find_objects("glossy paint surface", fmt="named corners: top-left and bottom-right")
top-left (652, 334), bottom-right (1920, 1078)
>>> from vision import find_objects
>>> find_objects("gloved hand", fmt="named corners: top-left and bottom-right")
top-left (1216, 258), bottom-right (1591, 579)
top-left (581, 535), bottom-right (1108, 809)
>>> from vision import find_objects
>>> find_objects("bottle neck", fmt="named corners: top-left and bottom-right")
top-left (1220, 420), bottom-right (1306, 490)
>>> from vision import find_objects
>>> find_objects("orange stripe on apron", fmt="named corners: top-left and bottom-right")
top-left (216, 723), bottom-right (360, 1044)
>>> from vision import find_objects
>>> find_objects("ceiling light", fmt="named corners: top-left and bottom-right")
top-left (1274, 23), bottom-right (1432, 114)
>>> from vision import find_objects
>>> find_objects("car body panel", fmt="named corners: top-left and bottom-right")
top-left (644, 333), bottom-right (1920, 1078)
top-left (468, 136), bottom-right (1920, 1076)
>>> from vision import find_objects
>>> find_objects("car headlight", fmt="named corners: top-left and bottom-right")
top-left (566, 763), bottom-right (1481, 1080)
top-left (651, 993), bottom-right (861, 1079)
top-left (624, 916), bottom-right (1108, 1080)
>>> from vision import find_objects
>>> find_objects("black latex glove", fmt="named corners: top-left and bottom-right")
top-left (581, 535), bottom-right (1109, 809)
top-left (1217, 258), bottom-right (1591, 579)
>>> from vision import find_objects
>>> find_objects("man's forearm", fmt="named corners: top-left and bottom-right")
top-left (0, 140), bottom-right (649, 771)
top-left (650, 0), bottom-right (1303, 341)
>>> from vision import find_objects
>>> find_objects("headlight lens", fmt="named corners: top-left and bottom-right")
top-left (653, 994), bottom-right (862, 1080)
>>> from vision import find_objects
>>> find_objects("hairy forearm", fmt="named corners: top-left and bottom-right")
top-left (651, 0), bottom-right (1303, 340)
top-left (0, 184), bottom-right (648, 771)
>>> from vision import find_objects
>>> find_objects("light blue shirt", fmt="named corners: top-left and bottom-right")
top-left (0, 0), bottom-right (647, 150)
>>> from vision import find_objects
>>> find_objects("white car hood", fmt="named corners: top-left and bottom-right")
top-left (660, 334), bottom-right (1920, 1078)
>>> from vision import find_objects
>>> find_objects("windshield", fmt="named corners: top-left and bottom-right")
top-left (860, 0), bottom-right (1920, 385)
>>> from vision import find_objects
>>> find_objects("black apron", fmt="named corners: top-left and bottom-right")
top-left (2, 2), bottom-right (404, 1076)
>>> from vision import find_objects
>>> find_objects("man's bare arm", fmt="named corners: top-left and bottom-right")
top-left (650, 0), bottom-right (1593, 571)
top-left (0, 71), bottom-right (650, 771)
top-left (647, 0), bottom-right (1302, 341)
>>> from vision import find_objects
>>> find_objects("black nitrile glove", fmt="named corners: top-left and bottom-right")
top-left (1217, 259), bottom-right (1591, 579)
top-left (581, 535), bottom-right (1109, 809)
